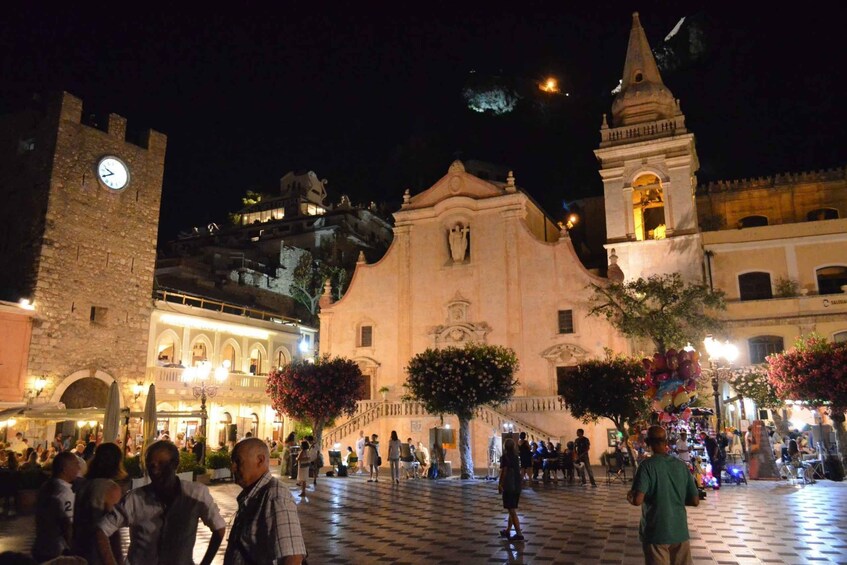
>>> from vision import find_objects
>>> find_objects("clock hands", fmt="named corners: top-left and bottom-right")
top-left (102, 167), bottom-right (114, 177)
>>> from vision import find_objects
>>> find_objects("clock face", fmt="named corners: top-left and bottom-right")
top-left (97, 156), bottom-right (130, 190)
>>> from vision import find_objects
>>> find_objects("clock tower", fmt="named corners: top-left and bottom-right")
top-left (0, 91), bottom-right (167, 405)
top-left (594, 13), bottom-right (703, 283)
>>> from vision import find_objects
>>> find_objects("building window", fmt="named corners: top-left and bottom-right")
top-left (557, 310), bottom-right (574, 334)
top-left (816, 265), bottom-right (847, 295)
top-left (359, 325), bottom-right (373, 347)
top-left (738, 272), bottom-right (773, 301)
top-left (807, 208), bottom-right (839, 221)
top-left (89, 306), bottom-right (108, 324)
top-left (738, 215), bottom-right (769, 228)
top-left (748, 336), bottom-right (784, 364)
top-left (834, 331), bottom-right (847, 344)
top-left (556, 366), bottom-right (578, 396)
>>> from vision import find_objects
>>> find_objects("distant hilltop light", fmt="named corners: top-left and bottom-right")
top-left (539, 77), bottom-right (560, 93)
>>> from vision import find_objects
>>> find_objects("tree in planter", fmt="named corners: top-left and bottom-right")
top-left (589, 273), bottom-right (726, 354)
top-left (404, 344), bottom-right (519, 479)
top-left (767, 334), bottom-right (847, 463)
top-left (290, 249), bottom-right (348, 320)
top-left (266, 355), bottom-right (364, 461)
top-left (557, 352), bottom-right (651, 466)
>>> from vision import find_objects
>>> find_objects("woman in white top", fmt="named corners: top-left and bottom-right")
top-left (296, 440), bottom-right (311, 496)
top-left (387, 431), bottom-right (402, 484)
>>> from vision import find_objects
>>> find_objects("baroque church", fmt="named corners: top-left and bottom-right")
top-left (318, 13), bottom-right (847, 468)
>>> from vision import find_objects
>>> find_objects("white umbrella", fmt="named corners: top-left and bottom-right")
top-left (142, 384), bottom-right (157, 459)
top-left (102, 381), bottom-right (121, 444)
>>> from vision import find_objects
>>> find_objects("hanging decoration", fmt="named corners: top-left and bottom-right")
top-left (643, 348), bottom-right (703, 423)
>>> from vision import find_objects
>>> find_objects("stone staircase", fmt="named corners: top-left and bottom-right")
top-left (321, 397), bottom-right (564, 451)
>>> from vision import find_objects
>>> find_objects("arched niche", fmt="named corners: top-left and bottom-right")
top-left (155, 329), bottom-right (181, 365)
top-left (220, 338), bottom-right (241, 371)
top-left (248, 343), bottom-right (268, 375)
top-left (189, 334), bottom-right (213, 367)
top-left (631, 173), bottom-right (666, 241)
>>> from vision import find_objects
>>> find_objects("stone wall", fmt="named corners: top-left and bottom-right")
top-left (22, 92), bottom-right (167, 391)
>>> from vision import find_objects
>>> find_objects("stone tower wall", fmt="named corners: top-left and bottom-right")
top-left (25, 92), bottom-right (167, 387)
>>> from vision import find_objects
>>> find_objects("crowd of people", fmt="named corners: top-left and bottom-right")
top-left (1, 430), bottom-right (308, 564)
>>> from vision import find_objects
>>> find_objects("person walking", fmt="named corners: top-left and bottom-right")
top-left (96, 440), bottom-right (226, 565)
top-left (627, 425), bottom-right (700, 565)
top-left (355, 430), bottom-right (366, 475)
top-left (675, 430), bottom-right (691, 465)
top-left (701, 432), bottom-right (725, 489)
top-left (498, 438), bottom-right (524, 542)
top-left (32, 452), bottom-right (80, 563)
top-left (388, 431), bottom-right (401, 484)
top-left (225, 438), bottom-right (307, 564)
top-left (517, 432), bottom-right (532, 483)
top-left (296, 440), bottom-right (311, 497)
top-left (574, 429), bottom-right (597, 487)
top-left (366, 434), bottom-right (380, 482)
top-left (73, 442), bottom-right (126, 565)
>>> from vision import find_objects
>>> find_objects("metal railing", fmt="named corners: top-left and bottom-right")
top-left (154, 288), bottom-right (301, 325)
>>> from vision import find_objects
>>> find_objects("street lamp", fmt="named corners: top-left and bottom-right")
top-left (132, 381), bottom-right (145, 402)
top-left (703, 336), bottom-right (739, 435)
top-left (183, 361), bottom-right (227, 462)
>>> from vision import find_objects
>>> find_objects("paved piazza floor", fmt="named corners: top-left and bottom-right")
top-left (2, 469), bottom-right (847, 564)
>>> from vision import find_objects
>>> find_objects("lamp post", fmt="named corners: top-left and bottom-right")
top-left (183, 361), bottom-right (227, 463)
top-left (703, 336), bottom-right (739, 436)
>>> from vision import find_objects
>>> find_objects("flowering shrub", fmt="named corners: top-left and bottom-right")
top-left (266, 355), bottom-right (364, 446)
top-left (405, 344), bottom-right (518, 478)
top-left (728, 365), bottom-right (780, 409)
top-left (767, 334), bottom-right (847, 413)
top-left (404, 344), bottom-right (519, 420)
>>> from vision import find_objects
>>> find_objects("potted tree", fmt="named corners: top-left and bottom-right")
top-left (379, 386), bottom-right (390, 401)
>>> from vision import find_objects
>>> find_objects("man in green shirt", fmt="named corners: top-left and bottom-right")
top-left (627, 425), bottom-right (699, 565)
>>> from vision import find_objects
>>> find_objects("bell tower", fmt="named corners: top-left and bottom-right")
top-left (594, 12), bottom-right (702, 282)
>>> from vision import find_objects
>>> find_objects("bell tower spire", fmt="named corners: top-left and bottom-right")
top-left (611, 12), bottom-right (679, 127)
top-left (595, 13), bottom-right (702, 284)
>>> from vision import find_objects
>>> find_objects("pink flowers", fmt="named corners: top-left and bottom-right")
top-left (767, 334), bottom-right (847, 414)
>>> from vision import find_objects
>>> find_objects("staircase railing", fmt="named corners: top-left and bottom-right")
top-left (321, 399), bottom-right (561, 450)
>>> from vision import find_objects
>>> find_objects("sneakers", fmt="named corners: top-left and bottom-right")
top-left (510, 534), bottom-right (525, 541)
top-left (499, 529), bottom-right (509, 538)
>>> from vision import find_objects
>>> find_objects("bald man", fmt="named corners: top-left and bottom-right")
top-left (627, 426), bottom-right (699, 565)
top-left (225, 438), bottom-right (307, 565)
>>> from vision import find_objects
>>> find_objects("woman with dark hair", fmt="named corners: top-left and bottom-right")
top-left (281, 431), bottom-right (297, 477)
top-left (388, 431), bottom-right (401, 484)
top-left (73, 442), bottom-right (126, 564)
top-left (82, 441), bottom-right (97, 461)
top-left (498, 438), bottom-right (524, 541)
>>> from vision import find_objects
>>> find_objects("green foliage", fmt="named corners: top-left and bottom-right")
top-left (589, 273), bottom-right (726, 354)
top-left (270, 450), bottom-right (281, 459)
top-left (728, 365), bottom-right (781, 409)
top-left (292, 420), bottom-right (313, 439)
top-left (774, 277), bottom-right (800, 298)
top-left (404, 344), bottom-right (519, 420)
top-left (241, 190), bottom-right (265, 207)
top-left (558, 354), bottom-right (651, 431)
top-left (205, 450), bottom-right (232, 470)
top-left (290, 249), bottom-right (348, 317)
top-left (177, 451), bottom-right (204, 475)
top-left (123, 455), bottom-right (143, 478)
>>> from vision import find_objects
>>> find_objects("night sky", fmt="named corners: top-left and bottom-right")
top-left (3, 3), bottom-right (844, 243)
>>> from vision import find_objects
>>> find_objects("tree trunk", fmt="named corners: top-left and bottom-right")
top-left (831, 412), bottom-right (847, 464)
top-left (771, 410), bottom-right (790, 438)
top-left (314, 418), bottom-right (326, 471)
top-left (459, 416), bottom-right (474, 479)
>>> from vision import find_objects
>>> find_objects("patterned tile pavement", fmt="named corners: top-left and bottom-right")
top-left (2, 468), bottom-right (847, 564)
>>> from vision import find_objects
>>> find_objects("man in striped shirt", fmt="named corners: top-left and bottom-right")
top-left (225, 438), bottom-right (307, 565)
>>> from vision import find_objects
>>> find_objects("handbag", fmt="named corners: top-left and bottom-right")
top-left (377, 456), bottom-right (382, 466)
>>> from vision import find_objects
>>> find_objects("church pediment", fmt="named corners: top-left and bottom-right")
top-left (405, 160), bottom-right (507, 210)
top-left (540, 343), bottom-right (590, 366)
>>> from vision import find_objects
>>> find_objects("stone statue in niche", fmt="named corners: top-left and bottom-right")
top-left (449, 224), bottom-right (469, 262)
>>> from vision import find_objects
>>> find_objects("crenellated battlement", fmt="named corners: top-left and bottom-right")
top-left (55, 90), bottom-right (165, 151)
top-left (699, 166), bottom-right (846, 194)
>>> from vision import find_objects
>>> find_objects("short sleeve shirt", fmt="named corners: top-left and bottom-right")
top-left (224, 472), bottom-right (306, 564)
top-left (33, 478), bottom-right (75, 561)
top-left (631, 454), bottom-right (699, 544)
top-left (99, 479), bottom-right (226, 565)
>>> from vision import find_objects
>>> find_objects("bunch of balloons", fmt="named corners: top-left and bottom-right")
top-left (643, 348), bottom-right (702, 423)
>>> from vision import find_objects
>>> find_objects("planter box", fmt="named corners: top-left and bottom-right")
top-left (210, 468), bottom-right (232, 481)
top-left (177, 471), bottom-right (193, 482)
top-left (195, 473), bottom-right (212, 485)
